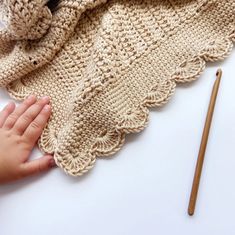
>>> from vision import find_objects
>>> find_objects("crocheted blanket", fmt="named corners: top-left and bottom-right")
top-left (0, 0), bottom-right (234, 176)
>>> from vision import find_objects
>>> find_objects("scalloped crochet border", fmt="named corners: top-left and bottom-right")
top-left (6, 29), bottom-right (235, 177)
top-left (55, 32), bottom-right (235, 176)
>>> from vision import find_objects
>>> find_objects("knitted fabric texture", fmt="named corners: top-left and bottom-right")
top-left (0, 0), bottom-right (234, 176)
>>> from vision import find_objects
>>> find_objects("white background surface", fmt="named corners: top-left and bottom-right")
top-left (0, 41), bottom-right (235, 235)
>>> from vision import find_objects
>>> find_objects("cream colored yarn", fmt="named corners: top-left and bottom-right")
top-left (0, 0), bottom-right (234, 176)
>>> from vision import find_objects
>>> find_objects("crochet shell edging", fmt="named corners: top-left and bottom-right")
top-left (47, 32), bottom-right (235, 176)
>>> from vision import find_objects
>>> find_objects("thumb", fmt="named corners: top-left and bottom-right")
top-left (20, 155), bottom-right (56, 177)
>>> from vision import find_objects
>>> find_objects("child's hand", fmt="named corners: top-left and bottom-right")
top-left (0, 95), bottom-right (55, 184)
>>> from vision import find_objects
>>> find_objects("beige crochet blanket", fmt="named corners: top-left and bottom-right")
top-left (0, 0), bottom-right (234, 176)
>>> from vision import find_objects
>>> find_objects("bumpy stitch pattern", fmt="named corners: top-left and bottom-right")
top-left (0, 0), bottom-right (234, 176)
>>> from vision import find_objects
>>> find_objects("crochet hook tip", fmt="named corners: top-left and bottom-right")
top-left (216, 69), bottom-right (222, 80)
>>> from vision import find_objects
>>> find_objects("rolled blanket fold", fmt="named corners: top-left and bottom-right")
top-left (0, 0), bottom-right (234, 176)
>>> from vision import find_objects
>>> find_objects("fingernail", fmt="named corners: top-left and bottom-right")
top-left (7, 102), bottom-right (15, 107)
top-left (27, 95), bottom-right (36, 100)
top-left (41, 96), bottom-right (50, 102)
top-left (4, 102), bottom-right (15, 111)
top-left (49, 157), bottom-right (56, 168)
top-left (43, 104), bottom-right (51, 112)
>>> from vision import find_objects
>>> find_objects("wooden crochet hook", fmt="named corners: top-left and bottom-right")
top-left (188, 69), bottom-right (222, 216)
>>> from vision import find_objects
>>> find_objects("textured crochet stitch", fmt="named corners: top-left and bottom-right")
top-left (0, 0), bottom-right (234, 176)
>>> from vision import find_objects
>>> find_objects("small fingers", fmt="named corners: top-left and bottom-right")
top-left (23, 104), bottom-right (51, 144)
top-left (3, 95), bottom-right (37, 130)
top-left (20, 155), bottom-right (56, 178)
top-left (12, 96), bottom-right (50, 135)
top-left (0, 102), bottom-right (15, 128)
